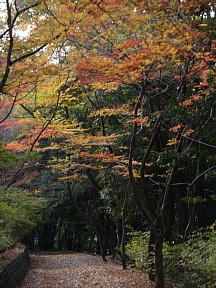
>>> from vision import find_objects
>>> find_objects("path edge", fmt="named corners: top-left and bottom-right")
top-left (0, 244), bottom-right (30, 288)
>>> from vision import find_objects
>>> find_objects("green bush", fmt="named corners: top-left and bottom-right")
top-left (164, 225), bottom-right (216, 288)
top-left (125, 231), bottom-right (152, 271)
top-left (0, 186), bottom-right (43, 252)
top-left (126, 226), bottom-right (216, 288)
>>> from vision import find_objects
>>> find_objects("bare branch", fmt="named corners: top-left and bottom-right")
top-left (190, 165), bottom-right (216, 187)
top-left (29, 71), bottom-right (70, 151)
top-left (0, 1), bottom-right (42, 40)
top-left (149, 166), bottom-right (216, 189)
top-left (128, 83), bottom-right (155, 226)
top-left (0, 95), bottom-right (17, 123)
top-left (42, 0), bottom-right (67, 27)
top-left (140, 116), bottom-right (161, 218)
top-left (0, 1), bottom-right (13, 93)
top-left (19, 104), bottom-right (36, 118)
top-left (160, 124), bottom-right (185, 214)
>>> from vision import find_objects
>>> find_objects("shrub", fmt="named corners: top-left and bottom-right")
top-left (0, 186), bottom-right (43, 252)
top-left (125, 231), bottom-right (153, 271)
top-left (164, 225), bottom-right (216, 288)
top-left (125, 225), bottom-right (216, 288)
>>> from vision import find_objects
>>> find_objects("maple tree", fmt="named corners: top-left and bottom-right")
top-left (50, 1), bottom-right (215, 287)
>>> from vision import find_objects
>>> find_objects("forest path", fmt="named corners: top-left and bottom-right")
top-left (20, 252), bottom-right (154, 288)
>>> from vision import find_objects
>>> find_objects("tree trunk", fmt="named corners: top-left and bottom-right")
top-left (116, 218), bottom-right (122, 249)
top-left (164, 190), bottom-right (175, 242)
top-left (148, 228), bottom-right (156, 281)
top-left (121, 187), bottom-right (128, 269)
top-left (95, 228), bottom-right (107, 262)
top-left (57, 219), bottom-right (62, 250)
top-left (155, 234), bottom-right (164, 288)
top-left (175, 188), bottom-right (188, 239)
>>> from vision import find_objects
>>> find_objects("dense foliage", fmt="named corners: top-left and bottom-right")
top-left (126, 225), bottom-right (216, 288)
top-left (0, 185), bottom-right (43, 251)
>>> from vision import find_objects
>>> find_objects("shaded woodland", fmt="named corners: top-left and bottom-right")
top-left (0, 1), bottom-right (215, 287)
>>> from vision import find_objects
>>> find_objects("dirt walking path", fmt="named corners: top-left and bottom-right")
top-left (20, 252), bottom-right (154, 288)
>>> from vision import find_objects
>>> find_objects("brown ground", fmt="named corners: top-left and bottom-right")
top-left (20, 252), bottom-right (155, 288)
top-left (0, 243), bottom-right (25, 268)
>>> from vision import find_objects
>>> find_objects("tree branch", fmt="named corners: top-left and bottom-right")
top-left (0, 95), bottom-right (17, 123)
top-left (128, 83), bottom-right (154, 226)
top-left (140, 116), bottom-right (161, 219)
top-left (190, 165), bottom-right (216, 187)
top-left (0, 1), bottom-right (42, 40)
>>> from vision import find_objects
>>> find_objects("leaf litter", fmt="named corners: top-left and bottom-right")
top-left (20, 252), bottom-right (154, 288)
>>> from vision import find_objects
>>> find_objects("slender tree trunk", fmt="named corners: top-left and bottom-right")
top-left (121, 186), bottom-right (128, 269)
top-left (88, 234), bottom-right (95, 252)
top-left (148, 228), bottom-right (156, 281)
top-left (116, 218), bottom-right (122, 249)
top-left (165, 190), bottom-right (175, 242)
top-left (155, 234), bottom-right (165, 288)
top-left (95, 228), bottom-right (107, 262)
top-left (175, 188), bottom-right (188, 239)
top-left (57, 219), bottom-right (62, 250)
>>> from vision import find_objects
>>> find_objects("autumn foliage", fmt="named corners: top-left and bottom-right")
top-left (0, 1), bottom-right (215, 288)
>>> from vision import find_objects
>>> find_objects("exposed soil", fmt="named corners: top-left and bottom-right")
top-left (20, 252), bottom-right (155, 288)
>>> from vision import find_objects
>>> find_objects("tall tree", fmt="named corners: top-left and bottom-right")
top-left (57, 1), bottom-right (216, 287)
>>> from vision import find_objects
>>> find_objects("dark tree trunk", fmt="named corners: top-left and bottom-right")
top-left (95, 215), bottom-right (110, 262)
top-left (57, 219), bottom-right (62, 250)
top-left (96, 228), bottom-right (107, 262)
top-left (175, 188), bottom-right (188, 239)
top-left (155, 234), bottom-right (165, 288)
top-left (116, 218), bottom-right (123, 249)
top-left (148, 226), bottom-right (166, 288)
top-left (165, 190), bottom-right (175, 242)
top-left (23, 231), bottom-right (35, 251)
top-left (148, 228), bottom-right (156, 281)
top-left (121, 187), bottom-right (128, 269)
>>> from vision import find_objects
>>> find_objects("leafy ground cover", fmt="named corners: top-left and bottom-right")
top-left (0, 243), bottom-right (25, 268)
top-left (21, 252), bottom-right (155, 288)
